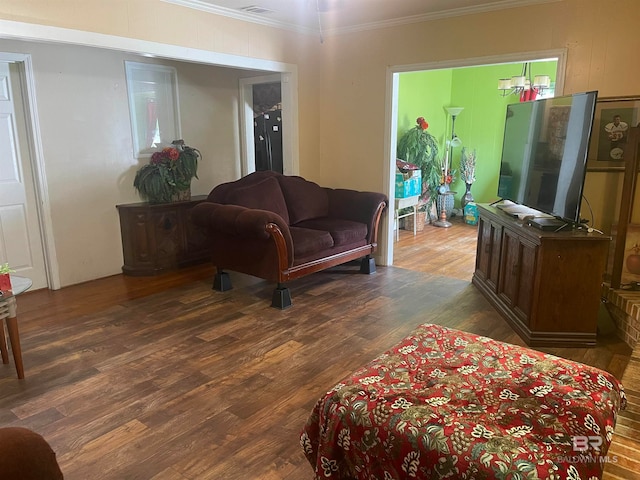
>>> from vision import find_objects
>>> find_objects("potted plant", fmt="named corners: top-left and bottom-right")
top-left (0, 263), bottom-right (14, 291)
top-left (397, 117), bottom-right (440, 220)
top-left (134, 140), bottom-right (201, 204)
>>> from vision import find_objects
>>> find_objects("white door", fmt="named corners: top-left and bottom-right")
top-left (0, 61), bottom-right (47, 289)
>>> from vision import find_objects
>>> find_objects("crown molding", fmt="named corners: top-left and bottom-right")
top-left (161, 0), bottom-right (317, 35)
top-left (162, 0), bottom-right (562, 37)
top-left (326, 0), bottom-right (563, 36)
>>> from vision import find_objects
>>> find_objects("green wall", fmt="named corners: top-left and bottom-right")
top-left (397, 61), bottom-right (557, 207)
top-left (397, 69), bottom-right (452, 158)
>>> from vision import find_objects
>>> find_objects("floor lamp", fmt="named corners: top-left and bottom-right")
top-left (434, 107), bottom-right (463, 228)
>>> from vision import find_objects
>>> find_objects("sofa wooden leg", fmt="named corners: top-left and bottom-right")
top-left (213, 270), bottom-right (233, 292)
top-left (271, 284), bottom-right (292, 309)
top-left (360, 255), bottom-right (376, 274)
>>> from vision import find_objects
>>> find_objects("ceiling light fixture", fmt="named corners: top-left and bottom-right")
top-left (498, 62), bottom-right (551, 102)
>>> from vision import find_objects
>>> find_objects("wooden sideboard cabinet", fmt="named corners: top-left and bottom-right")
top-left (472, 204), bottom-right (611, 347)
top-left (116, 196), bottom-right (210, 276)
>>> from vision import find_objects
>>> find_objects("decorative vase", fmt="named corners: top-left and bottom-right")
top-left (0, 273), bottom-right (11, 291)
top-left (171, 187), bottom-right (191, 202)
top-left (461, 183), bottom-right (474, 210)
top-left (436, 185), bottom-right (455, 220)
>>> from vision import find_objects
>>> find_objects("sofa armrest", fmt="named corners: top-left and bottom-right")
top-left (326, 189), bottom-right (388, 242)
top-left (191, 202), bottom-right (294, 253)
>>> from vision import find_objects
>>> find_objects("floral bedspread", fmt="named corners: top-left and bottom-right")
top-left (301, 324), bottom-right (626, 480)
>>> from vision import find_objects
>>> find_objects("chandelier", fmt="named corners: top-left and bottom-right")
top-left (498, 62), bottom-right (551, 101)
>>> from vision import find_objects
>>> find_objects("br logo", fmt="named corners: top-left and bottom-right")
top-left (572, 436), bottom-right (603, 452)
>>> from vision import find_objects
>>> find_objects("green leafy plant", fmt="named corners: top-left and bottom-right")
top-left (397, 117), bottom-right (440, 213)
top-left (134, 140), bottom-right (201, 203)
top-left (0, 263), bottom-right (14, 274)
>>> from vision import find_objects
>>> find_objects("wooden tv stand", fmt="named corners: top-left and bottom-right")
top-left (472, 204), bottom-right (610, 347)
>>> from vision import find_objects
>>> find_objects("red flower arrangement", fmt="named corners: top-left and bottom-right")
top-left (416, 117), bottom-right (429, 130)
top-left (151, 147), bottom-right (180, 164)
top-left (134, 140), bottom-right (201, 203)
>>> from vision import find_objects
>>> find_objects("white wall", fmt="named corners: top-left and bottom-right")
top-left (0, 38), bottom-right (260, 287)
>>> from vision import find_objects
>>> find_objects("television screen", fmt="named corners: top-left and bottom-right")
top-left (497, 91), bottom-right (598, 224)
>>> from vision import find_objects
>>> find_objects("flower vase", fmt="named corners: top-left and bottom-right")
top-left (171, 187), bottom-right (191, 202)
top-left (461, 183), bottom-right (474, 210)
top-left (0, 273), bottom-right (11, 291)
top-left (436, 185), bottom-right (455, 220)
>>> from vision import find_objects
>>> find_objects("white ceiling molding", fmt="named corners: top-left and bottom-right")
top-left (326, 0), bottom-right (563, 36)
top-left (161, 0), bottom-right (318, 35)
top-left (162, 0), bottom-right (563, 37)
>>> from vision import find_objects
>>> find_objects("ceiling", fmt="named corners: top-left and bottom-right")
top-left (163, 0), bottom-right (561, 35)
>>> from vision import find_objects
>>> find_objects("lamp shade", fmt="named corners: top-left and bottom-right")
top-left (511, 75), bottom-right (526, 88)
top-left (498, 78), bottom-right (512, 90)
top-left (445, 106), bottom-right (464, 116)
top-left (533, 75), bottom-right (551, 88)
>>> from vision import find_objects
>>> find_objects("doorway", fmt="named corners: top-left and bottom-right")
top-left (239, 73), bottom-right (298, 177)
top-left (253, 82), bottom-right (283, 173)
top-left (383, 50), bottom-right (567, 267)
top-left (0, 54), bottom-right (50, 289)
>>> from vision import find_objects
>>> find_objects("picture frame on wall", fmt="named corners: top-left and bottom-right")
top-left (125, 61), bottom-right (182, 158)
top-left (587, 96), bottom-right (640, 171)
top-left (608, 223), bottom-right (640, 287)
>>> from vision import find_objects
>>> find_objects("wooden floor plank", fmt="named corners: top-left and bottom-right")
top-left (0, 217), bottom-right (637, 478)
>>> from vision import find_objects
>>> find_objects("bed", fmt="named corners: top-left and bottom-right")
top-left (300, 324), bottom-right (626, 479)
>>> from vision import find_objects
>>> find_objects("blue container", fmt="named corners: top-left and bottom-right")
top-left (464, 202), bottom-right (479, 225)
top-left (395, 173), bottom-right (422, 198)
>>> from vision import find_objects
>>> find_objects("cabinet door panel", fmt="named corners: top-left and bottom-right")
top-left (514, 240), bottom-right (537, 320)
top-left (152, 210), bottom-right (180, 266)
top-left (498, 231), bottom-right (537, 325)
top-left (498, 231), bottom-right (520, 307)
top-left (488, 223), bottom-right (502, 290)
top-left (475, 217), bottom-right (491, 280)
top-left (475, 217), bottom-right (502, 292)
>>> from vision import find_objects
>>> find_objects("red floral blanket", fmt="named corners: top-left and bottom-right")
top-left (301, 324), bottom-right (626, 479)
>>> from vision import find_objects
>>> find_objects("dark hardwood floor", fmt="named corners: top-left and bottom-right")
top-left (0, 217), bottom-right (636, 479)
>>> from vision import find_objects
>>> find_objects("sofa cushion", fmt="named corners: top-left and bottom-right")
top-left (226, 175), bottom-right (290, 224)
top-left (277, 176), bottom-right (329, 224)
top-left (289, 226), bottom-right (334, 258)
top-left (295, 218), bottom-right (368, 247)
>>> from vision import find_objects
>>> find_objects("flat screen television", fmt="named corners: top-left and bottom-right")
top-left (497, 91), bottom-right (598, 224)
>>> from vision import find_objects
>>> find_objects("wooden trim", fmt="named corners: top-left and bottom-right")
top-left (369, 201), bottom-right (387, 246)
top-left (265, 223), bottom-right (291, 280)
top-left (282, 244), bottom-right (376, 282)
top-left (611, 126), bottom-right (640, 289)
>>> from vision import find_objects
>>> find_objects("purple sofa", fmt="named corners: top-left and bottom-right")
top-left (191, 171), bottom-right (387, 308)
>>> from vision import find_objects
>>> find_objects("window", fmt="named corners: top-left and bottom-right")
top-left (125, 61), bottom-right (181, 157)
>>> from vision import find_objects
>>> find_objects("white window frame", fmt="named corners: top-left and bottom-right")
top-left (124, 61), bottom-right (181, 157)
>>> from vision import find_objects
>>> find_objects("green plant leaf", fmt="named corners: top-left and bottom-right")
top-left (133, 144), bottom-right (201, 203)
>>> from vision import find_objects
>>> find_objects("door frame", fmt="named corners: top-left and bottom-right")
top-left (0, 52), bottom-right (58, 289)
top-left (239, 73), bottom-right (299, 177)
top-left (382, 48), bottom-right (567, 266)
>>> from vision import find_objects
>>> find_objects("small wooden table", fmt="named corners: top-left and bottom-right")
top-left (394, 195), bottom-right (420, 241)
top-left (0, 275), bottom-right (32, 379)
